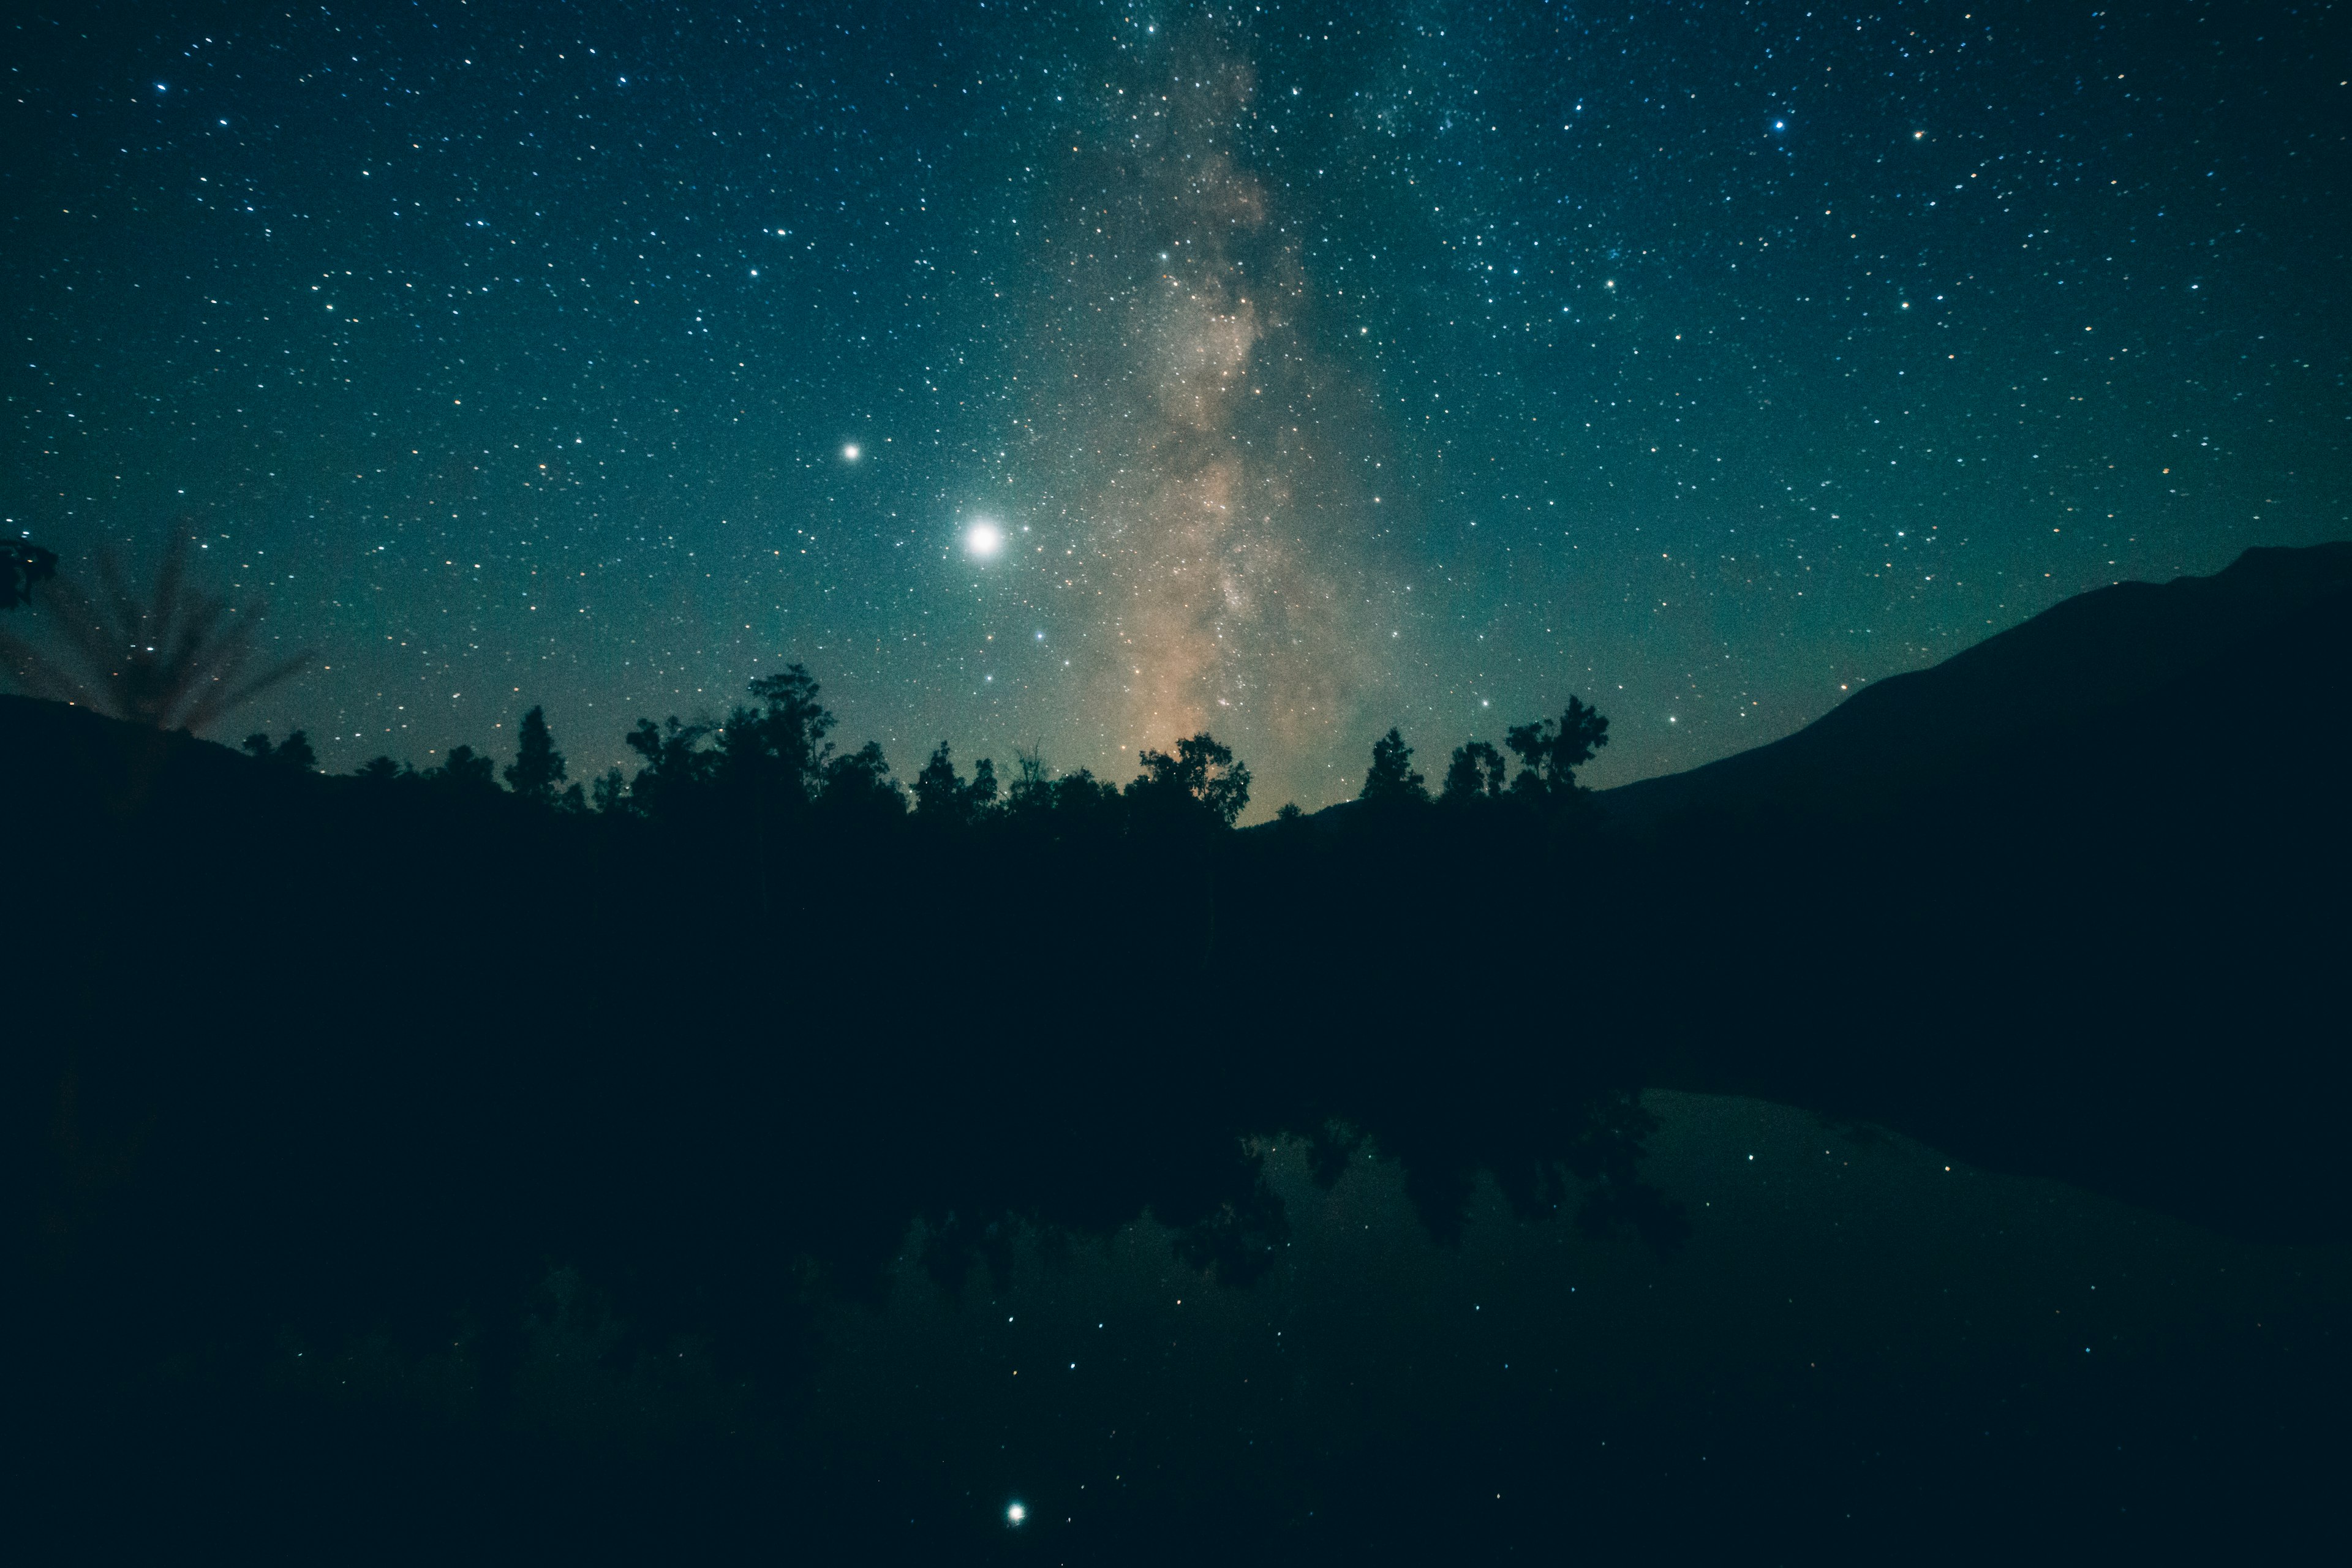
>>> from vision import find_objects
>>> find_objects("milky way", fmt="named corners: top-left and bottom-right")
top-left (5, 3), bottom-right (2344, 812)
top-left (1019, 20), bottom-right (1393, 806)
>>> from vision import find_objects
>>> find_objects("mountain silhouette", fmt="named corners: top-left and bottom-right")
top-left (1600, 541), bottom-right (2352, 831)
top-left (1563, 543), bottom-right (2350, 1240)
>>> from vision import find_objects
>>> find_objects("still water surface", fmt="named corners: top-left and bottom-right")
top-left (785, 1091), bottom-right (2342, 1551)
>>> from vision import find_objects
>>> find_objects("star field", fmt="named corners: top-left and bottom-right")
top-left (7, 0), bottom-right (2345, 810)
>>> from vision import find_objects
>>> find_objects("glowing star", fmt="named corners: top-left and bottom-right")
top-left (842, 443), bottom-right (859, 460)
top-left (965, 520), bottom-right (1004, 558)
top-left (1006, 1502), bottom-right (1027, 1526)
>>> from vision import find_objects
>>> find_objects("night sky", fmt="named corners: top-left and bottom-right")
top-left (9, 1), bottom-right (2346, 812)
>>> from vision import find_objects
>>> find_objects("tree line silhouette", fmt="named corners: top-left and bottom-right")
top-left (8, 539), bottom-right (2345, 1556)
top-left (10, 566), bottom-right (2348, 1558)
top-left (8, 651), bottom-right (1689, 1439)
top-left (262, 665), bottom-right (1614, 846)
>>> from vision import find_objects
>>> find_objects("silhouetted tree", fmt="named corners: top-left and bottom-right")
top-left (1360, 728), bottom-right (1429, 807)
top-left (590, 765), bottom-right (630, 815)
top-left (241, 730), bottom-right (317, 771)
top-left (503, 705), bottom-right (567, 805)
top-left (1506, 696), bottom-right (1610, 801)
top-left (911, 742), bottom-right (957, 817)
top-left (1442, 741), bottom-right (1508, 803)
top-left (354, 755), bottom-right (408, 783)
top-left (432, 744), bottom-right (497, 791)
top-left (914, 742), bottom-right (1000, 826)
top-left (816, 740), bottom-right (904, 823)
top-left (1127, 733), bottom-right (1251, 830)
top-left (625, 717), bottom-right (714, 818)
top-left (1033, 767), bottom-right (1123, 837)
top-left (713, 663), bottom-right (836, 815)
top-left (1, 541), bottom-right (57, 609)
top-left (1003, 744), bottom-right (1055, 824)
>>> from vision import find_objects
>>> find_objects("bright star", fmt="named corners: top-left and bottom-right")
top-left (965, 519), bottom-right (1003, 558)
top-left (1006, 1502), bottom-right (1027, 1526)
top-left (842, 443), bottom-right (859, 460)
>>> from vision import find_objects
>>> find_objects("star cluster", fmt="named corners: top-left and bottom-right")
top-left (7, 1), bottom-right (2344, 807)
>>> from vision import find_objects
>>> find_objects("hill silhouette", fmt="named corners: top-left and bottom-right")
top-left (1599, 541), bottom-right (2352, 831)
top-left (1570, 543), bottom-right (2351, 1237)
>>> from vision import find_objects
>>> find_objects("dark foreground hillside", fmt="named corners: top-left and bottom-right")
top-left (1593, 541), bottom-right (2352, 1225)
top-left (4, 543), bottom-right (2346, 1558)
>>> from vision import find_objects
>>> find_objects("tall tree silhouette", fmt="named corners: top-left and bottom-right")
top-left (1127, 733), bottom-right (1251, 830)
top-left (717, 663), bottom-right (837, 813)
top-left (913, 742), bottom-right (1000, 826)
top-left (1013, 766), bottom-right (1122, 839)
top-left (816, 741), bottom-right (905, 824)
top-left (432, 744), bottom-right (497, 791)
top-left (590, 765), bottom-right (630, 815)
top-left (503, 706), bottom-right (568, 806)
top-left (1003, 744), bottom-right (1055, 824)
top-left (624, 717), bottom-right (715, 818)
top-left (1360, 728), bottom-right (1429, 807)
top-left (1505, 698), bottom-right (1611, 801)
top-left (1442, 741), bottom-right (1508, 802)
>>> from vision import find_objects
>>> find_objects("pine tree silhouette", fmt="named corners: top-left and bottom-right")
top-left (1360, 728), bottom-right (1429, 807)
top-left (503, 705), bottom-right (568, 806)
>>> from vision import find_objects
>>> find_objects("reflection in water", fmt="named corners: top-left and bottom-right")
top-left (75, 1091), bottom-right (2343, 1555)
top-left (800, 1093), bottom-right (2345, 1550)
